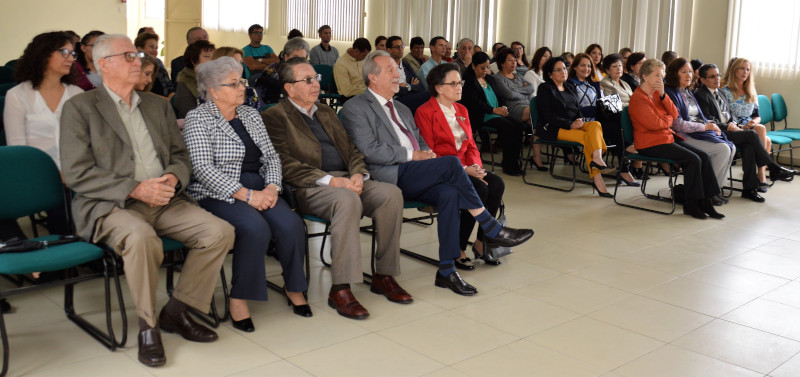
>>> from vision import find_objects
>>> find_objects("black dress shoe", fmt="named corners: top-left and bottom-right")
top-left (231, 317), bottom-right (255, 332)
top-left (485, 226), bottom-right (534, 247)
top-left (769, 165), bottom-right (797, 182)
top-left (455, 257), bottom-right (476, 270)
top-left (138, 327), bottom-right (166, 367)
top-left (159, 306), bottom-right (218, 342)
top-left (711, 195), bottom-right (725, 206)
top-left (742, 189), bottom-right (766, 203)
top-left (683, 200), bottom-right (707, 220)
top-left (757, 186), bottom-right (768, 193)
top-left (434, 271), bottom-right (478, 296)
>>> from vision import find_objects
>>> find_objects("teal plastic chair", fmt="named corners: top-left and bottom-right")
top-left (0, 146), bottom-right (126, 377)
top-left (771, 93), bottom-right (800, 135)
top-left (313, 64), bottom-right (343, 110)
top-left (0, 67), bottom-right (12, 84)
top-left (0, 96), bottom-right (5, 146)
top-left (0, 83), bottom-right (13, 97)
top-left (522, 96), bottom-right (586, 191)
top-left (758, 95), bottom-right (797, 169)
top-left (612, 107), bottom-right (681, 215)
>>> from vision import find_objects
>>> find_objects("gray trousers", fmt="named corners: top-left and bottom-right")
top-left (297, 175), bottom-right (403, 284)
top-left (683, 137), bottom-right (736, 189)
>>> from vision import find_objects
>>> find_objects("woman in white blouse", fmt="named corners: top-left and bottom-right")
top-left (3, 31), bottom-right (83, 234)
top-left (523, 46), bottom-right (552, 97)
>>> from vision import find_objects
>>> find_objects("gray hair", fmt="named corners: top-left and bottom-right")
top-left (93, 34), bottom-right (132, 75)
top-left (457, 38), bottom-right (473, 48)
top-left (362, 50), bottom-right (391, 86)
top-left (639, 58), bottom-right (666, 79)
top-left (283, 37), bottom-right (310, 58)
top-left (278, 57), bottom-right (310, 87)
top-left (196, 56), bottom-right (243, 101)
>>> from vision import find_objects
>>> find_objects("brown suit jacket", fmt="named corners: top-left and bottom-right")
top-left (261, 100), bottom-right (368, 188)
top-left (60, 86), bottom-right (191, 240)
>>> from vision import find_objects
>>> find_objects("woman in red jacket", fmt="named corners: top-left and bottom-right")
top-left (415, 63), bottom-right (505, 269)
top-left (628, 59), bottom-right (723, 219)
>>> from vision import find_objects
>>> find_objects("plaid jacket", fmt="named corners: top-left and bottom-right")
top-left (183, 100), bottom-right (282, 203)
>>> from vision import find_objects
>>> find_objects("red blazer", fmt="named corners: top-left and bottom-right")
top-left (414, 96), bottom-right (481, 167)
top-left (628, 87), bottom-right (683, 150)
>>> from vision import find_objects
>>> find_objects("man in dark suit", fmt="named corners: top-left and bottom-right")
top-left (60, 34), bottom-right (234, 368)
top-left (170, 27), bottom-right (208, 87)
top-left (340, 50), bottom-right (534, 296)
top-left (694, 63), bottom-right (795, 201)
top-left (262, 58), bottom-right (411, 320)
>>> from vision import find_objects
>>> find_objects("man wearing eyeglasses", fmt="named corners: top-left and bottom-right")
top-left (262, 57), bottom-right (410, 320)
top-left (386, 36), bottom-right (423, 98)
top-left (340, 51), bottom-right (533, 297)
top-left (59, 34), bottom-right (235, 368)
top-left (243, 24), bottom-right (278, 80)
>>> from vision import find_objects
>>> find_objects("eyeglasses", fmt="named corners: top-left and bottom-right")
top-left (705, 74), bottom-right (721, 78)
top-left (439, 80), bottom-right (465, 88)
top-left (219, 78), bottom-right (249, 89)
top-left (552, 68), bottom-right (568, 73)
top-left (289, 74), bottom-right (322, 84)
top-left (58, 49), bottom-right (76, 59)
top-left (103, 51), bottom-right (145, 62)
top-left (251, 32), bottom-right (264, 36)
top-left (389, 44), bottom-right (405, 50)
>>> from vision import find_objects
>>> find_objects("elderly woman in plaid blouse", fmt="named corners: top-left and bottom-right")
top-left (183, 57), bottom-right (310, 333)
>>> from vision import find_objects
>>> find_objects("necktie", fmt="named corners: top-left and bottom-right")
top-left (384, 101), bottom-right (420, 150)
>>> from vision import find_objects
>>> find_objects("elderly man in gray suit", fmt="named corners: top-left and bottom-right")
top-left (60, 34), bottom-right (234, 368)
top-left (340, 51), bottom-right (534, 296)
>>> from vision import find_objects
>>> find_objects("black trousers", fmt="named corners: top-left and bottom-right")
top-left (724, 129), bottom-right (773, 190)
top-left (637, 141), bottom-right (720, 200)
top-left (459, 172), bottom-right (504, 250)
top-left (483, 117), bottom-right (525, 171)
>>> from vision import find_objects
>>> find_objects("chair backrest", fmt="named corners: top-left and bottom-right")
top-left (0, 146), bottom-right (64, 220)
top-left (529, 97), bottom-right (539, 130)
top-left (621, 106), bottom-right (634, 145)
top-left (4, 59), bottom-right (17, 69)
top-left (0, 67), bottom-right (13, 84)
top-left (771, 93), bottom-right (788, 123)
top-left (313, 64), bottom-right (336, 93)
top-left (757, 94), bottom-right (773, 125)
top-left (0, 82), bottom-right (14, 96)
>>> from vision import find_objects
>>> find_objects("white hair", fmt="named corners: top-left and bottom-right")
top-left (457, 38), bottom-right (474, 48)
top-left (92, 34), bottom-right (132, 76)
top-left (362, 50), bottom-right (391, 86)
top-left (196, 56), bottom-right (243, 101)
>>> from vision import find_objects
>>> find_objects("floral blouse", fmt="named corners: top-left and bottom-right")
top-left (720, 86), bottom-right (759, 124)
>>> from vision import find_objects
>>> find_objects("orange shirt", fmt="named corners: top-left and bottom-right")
top-left (628, 87), bottom-right (682, 150)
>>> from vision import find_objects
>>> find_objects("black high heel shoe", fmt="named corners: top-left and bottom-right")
top-left (617, 175), bottom-right (641, 187)
top-left (591, 181), bottom-right (613, 198)
top-left (231, 317), bottom-right (255, 332)
top-left (528, 157), bottom-right (548, 171)
top-left (472, 243), bottom-right (501, 266)
top-left (590, 161), bottom-right (617, 175)
top-left (287, 295), bottom-right (313, 318)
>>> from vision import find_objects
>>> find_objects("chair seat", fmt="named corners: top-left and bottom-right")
top-left (767, 131), bottom-right (800, 140)
top-left (403, 201), bottom-right (428, 209)
top-left (626, 153), bottom-right (676, 165)
top-left (0, 235), bottom-right (103, 275)
top-left (303, 214), bottom-right (329, 224)
top-left (161, 237), bottom-right (185, 252)
top-left (766, 133), bottom-right (793, 145)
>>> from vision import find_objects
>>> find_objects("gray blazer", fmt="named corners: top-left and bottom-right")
top-left (339, 90), bottom-right (429, 184)
top-left (60, 86), bottom-right (191, 240)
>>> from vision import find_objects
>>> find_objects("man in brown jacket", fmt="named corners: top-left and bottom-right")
top-left (60, 34), bottom-right (234, 368)
top-left (262, 58), bottom-right (411, 320)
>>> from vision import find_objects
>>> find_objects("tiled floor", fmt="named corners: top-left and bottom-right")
top-left (5, 168), bottom-right (800, 376)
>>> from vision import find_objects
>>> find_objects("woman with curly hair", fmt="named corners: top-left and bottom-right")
top-left (3, 31), bottom-right (82, 234)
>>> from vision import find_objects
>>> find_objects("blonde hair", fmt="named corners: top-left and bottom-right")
top-left (638, 58), bottom-right (665, 79)
top-left (139, 54), bottom-right (159, 92)
top-left (722, 58), bottom-right (756, 103)
top-left (212, 46), bottom-right (245, 60)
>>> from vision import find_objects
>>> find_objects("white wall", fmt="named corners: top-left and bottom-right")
top-left (0, 1), bottom-right (128, 64)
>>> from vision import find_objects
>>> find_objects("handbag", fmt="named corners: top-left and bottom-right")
top-left (484, 203), bottom-right (513, 260)
top-left (597, 93), bottom-right (623, 119)
top-left (0, 235), bottom-right (80, 254)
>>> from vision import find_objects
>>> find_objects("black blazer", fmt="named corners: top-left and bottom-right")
top-left (460, 68), bottom-right (506, 131)
top-left (621, 73), bottom-right (639, 92)
top-left (535, 80), bottom-right (581, 140)
top-left (693, 86), bottom-right (727, 127)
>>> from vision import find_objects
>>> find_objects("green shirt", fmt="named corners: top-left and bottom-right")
top-left (482, 84), bottom-right (502, 123)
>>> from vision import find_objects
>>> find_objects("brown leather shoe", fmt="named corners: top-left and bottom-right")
top-left (370, 274), bottom-right (413, 304)
top-left (138, 327), bottom-right (166, 367)
top-left (328, 288), bottom-right (369, 319)
top-left (159, 306), bottom-right (218, 342)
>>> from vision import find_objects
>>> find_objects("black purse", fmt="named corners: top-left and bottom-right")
top-left (597, 93), bottom-right (623, 119)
